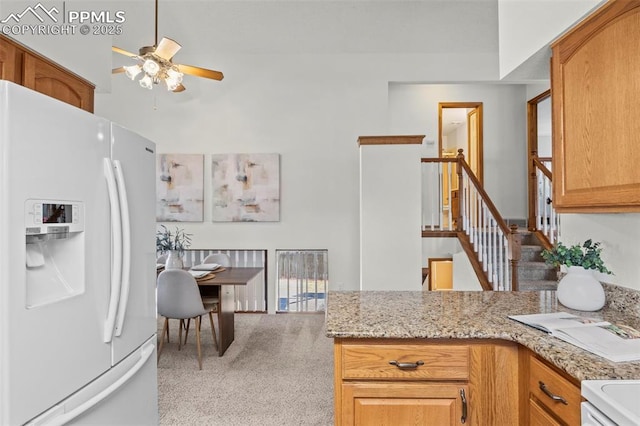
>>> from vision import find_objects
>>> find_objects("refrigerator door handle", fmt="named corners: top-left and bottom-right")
top-left (24, 340), bottom-right (156, 426)
top-left (103, 158), bottom-right (123, 343)
top-left (113, 160), bottom-right (131, 337)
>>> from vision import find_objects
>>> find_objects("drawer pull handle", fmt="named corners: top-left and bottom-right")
top-left (460, 388), bottom-right (467, 424)
top-left (539, 381), bottom-right (568, 405)
top-left (388, 360), bottom-right (424, 370)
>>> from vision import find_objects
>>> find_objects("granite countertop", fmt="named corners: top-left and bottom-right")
top-left (325, 290), bottom-right (640, 382)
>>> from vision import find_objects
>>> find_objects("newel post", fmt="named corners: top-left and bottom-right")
top-left (456, 149), bottom-right (464, 232)
top-left (528, 150), bottom-right (537, 232)
top-left (509, 224), bottom-right (521, 291)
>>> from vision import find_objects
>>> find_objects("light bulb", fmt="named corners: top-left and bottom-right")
top-left (139, 74), bottom-right (153, 90)
top-left (142, 59), bottom-right (160, 77)
top-left (124, 64), bottom-right (142, 80)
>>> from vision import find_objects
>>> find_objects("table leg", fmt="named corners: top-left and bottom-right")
top-left (217, 285), bottom-right (235, 356)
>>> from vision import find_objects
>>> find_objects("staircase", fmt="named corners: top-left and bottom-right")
top-left (517, 230), bottom-right (558, 291)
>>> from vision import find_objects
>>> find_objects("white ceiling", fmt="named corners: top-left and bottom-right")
top-left (1, 0), bottom-right (501, 92)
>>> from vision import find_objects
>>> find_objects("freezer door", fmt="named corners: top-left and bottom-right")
top-left (25, 337), bottom-right (158, 426)
top-left (109, 123), bottom-right (157, 365)
top-left (0, 82), bottom-right (113, 425)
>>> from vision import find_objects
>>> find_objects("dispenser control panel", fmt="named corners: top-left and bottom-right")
top-left (25, 200), bottom-right (84, 235)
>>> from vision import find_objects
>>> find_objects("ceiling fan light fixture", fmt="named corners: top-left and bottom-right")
top-left (124, 64), bottom-right (142, 80)
top-left (164, 76), bottom-right (181, 91)
top-left (139, 74), bottom-right (154, 90)
top-left (166, 67), bottom-right (183, 83)
top-left (111, 0), bottom-right (223, 93)
top-left (142, 58), bottom-right (160, 77)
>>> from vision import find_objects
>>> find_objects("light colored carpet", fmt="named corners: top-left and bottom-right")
top-left (157, 313), bottom-right (334, 426)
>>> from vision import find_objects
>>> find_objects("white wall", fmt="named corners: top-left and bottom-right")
top-left (389, 83), bottom-right (529, 221)
top-left (559, 215), bottom-right (640, 291)
top-left (78, 2), bottom-right (503, 310)
top-left (95, 49), bottom-right (501, 310)
top-left (9, 0), bottom-right (636, 300)
top-left (360, 143), bottom-right (424, 291)
top-left (498, 0), bottom-right (603, 79)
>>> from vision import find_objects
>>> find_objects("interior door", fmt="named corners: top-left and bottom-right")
top-left (110, 124), bottom-right (157, 365)
top-left (467, 108), bottom-right (482, 184)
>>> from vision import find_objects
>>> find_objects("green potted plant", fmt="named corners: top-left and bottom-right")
top-left (541, 239), bottom-right (612, 275)
top-left (541, 239), bottom-right (611, 311)
top-left (156, 225), bottom-right (192, 269)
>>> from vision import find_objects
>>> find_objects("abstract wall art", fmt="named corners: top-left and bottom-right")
top-left (156, 153), bottom-right (204, 222)
top-left (211, 153), bottom-right (280, 222)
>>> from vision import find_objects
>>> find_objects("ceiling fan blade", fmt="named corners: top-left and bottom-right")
top-left (172, 84), bottom-right (186, 93)
top-left (112, 67), bottom-right (126, 74)
top-left (112, 46), bottom-right (137, 57)
top-left (154, 37), bottom-right (181, 60)
top-left (177, 64), bottom-right (224, 81)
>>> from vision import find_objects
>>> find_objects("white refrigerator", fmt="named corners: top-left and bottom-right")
top-left (0, 81), bottom-right (158, 425)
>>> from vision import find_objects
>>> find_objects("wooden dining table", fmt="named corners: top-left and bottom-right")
top-left (194, 267), bottom-right (263, 356)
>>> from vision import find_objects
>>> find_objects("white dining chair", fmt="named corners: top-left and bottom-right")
top-left (184, 253), bottom-right (230, 349)
top-left (202, 253), bottom-right (231, 267)
top-left (156, 269), bottom-right (217, 369)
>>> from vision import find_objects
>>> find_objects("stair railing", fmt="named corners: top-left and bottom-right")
top-left (422, 150), bottom-right (520, 291)
top-left (528, 152), bottom-right (559, 247)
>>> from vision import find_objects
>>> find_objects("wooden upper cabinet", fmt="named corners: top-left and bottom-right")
top-left (0, 35), bottom-right (94, 113)
top-left (0, 39), bottom-right (20, 83)
top-left (22, 53), bottom-right (94, 113)
top-left (551, 0), bottom-right (640, 212)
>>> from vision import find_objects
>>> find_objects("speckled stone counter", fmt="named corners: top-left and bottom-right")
top-left (325, 290), bottom-right (640, 382)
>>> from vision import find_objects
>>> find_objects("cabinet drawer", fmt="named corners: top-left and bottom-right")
top-left (529, 399), bottom-right (562, 426)
top-left (341, 343), bottom-right (469, 380)
top-left (529, 356), bottom-right (581, 425)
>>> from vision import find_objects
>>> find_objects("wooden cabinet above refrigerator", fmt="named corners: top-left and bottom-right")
top-left (0, 35), bottom-right (94, 113)
top-left (551, 0), bottom-right (640, 212)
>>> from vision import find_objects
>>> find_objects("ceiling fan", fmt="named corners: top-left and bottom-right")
top-left (112, 0), bottom-right (223, 92)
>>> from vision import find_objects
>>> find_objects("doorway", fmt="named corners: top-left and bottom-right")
top-left (527, 90), bottom-right (551, 160)
top-left (527, 90), bottom-right (552, 230)
top-left (438, 103), bottom-right (483, 226)
top-left (438, 102), bottom-right (483, 183)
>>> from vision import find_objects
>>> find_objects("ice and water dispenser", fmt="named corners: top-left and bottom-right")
top-left (25, 199), bottom-right (85, 308)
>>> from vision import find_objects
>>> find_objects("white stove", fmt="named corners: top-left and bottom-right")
top-left (581, 380), bottom-right (640, 426)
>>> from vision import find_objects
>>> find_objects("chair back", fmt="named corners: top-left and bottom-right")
top-left (202, 253), bottom-right (231, 267)
top-left (157, 269), bottom-right (208, 319)
top-left (157, 254), bottom-right (168, 264)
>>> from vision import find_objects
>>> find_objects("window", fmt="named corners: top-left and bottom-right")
top-left (276, 250), bottom-right (327, 312)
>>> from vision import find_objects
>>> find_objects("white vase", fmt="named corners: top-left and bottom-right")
top-left (165, 250), bottom-right (184, 270)
top-left (556, 266), bottom-right (605, 311)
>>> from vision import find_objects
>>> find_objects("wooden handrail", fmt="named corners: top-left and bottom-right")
top-left (422, 150), bottom-right (519, 291)
top-left (532, 157), bottom-right (552, 180)
top-left (421, 157), bottom-right (458, 163)
top-left (456, 150), bottom-right (511, 237)
top-left (529, 153), bottom-right (558, 248)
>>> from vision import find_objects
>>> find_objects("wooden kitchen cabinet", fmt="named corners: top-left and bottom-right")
top-left (523, 350), bottom-right (581, 426)
top-left (0, 35), bottom-right (94, 112)
top-left (0, 37), bottom-right (20, 82)
top-left (551, 0), bottom-right (640, 212)
top-left (334, 339), bottom-right (519, 426)
top-left (343, 382), bottom-right (467, 426)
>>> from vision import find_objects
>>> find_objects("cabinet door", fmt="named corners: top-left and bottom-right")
top-left (551, 1), bottom-right (640, 211)
top-left (22, 52), bottom-right (94, 112)
top-left (342, 383), bottom-right (468, 426)
top-left (0, 37), bottom-right (20, 83)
